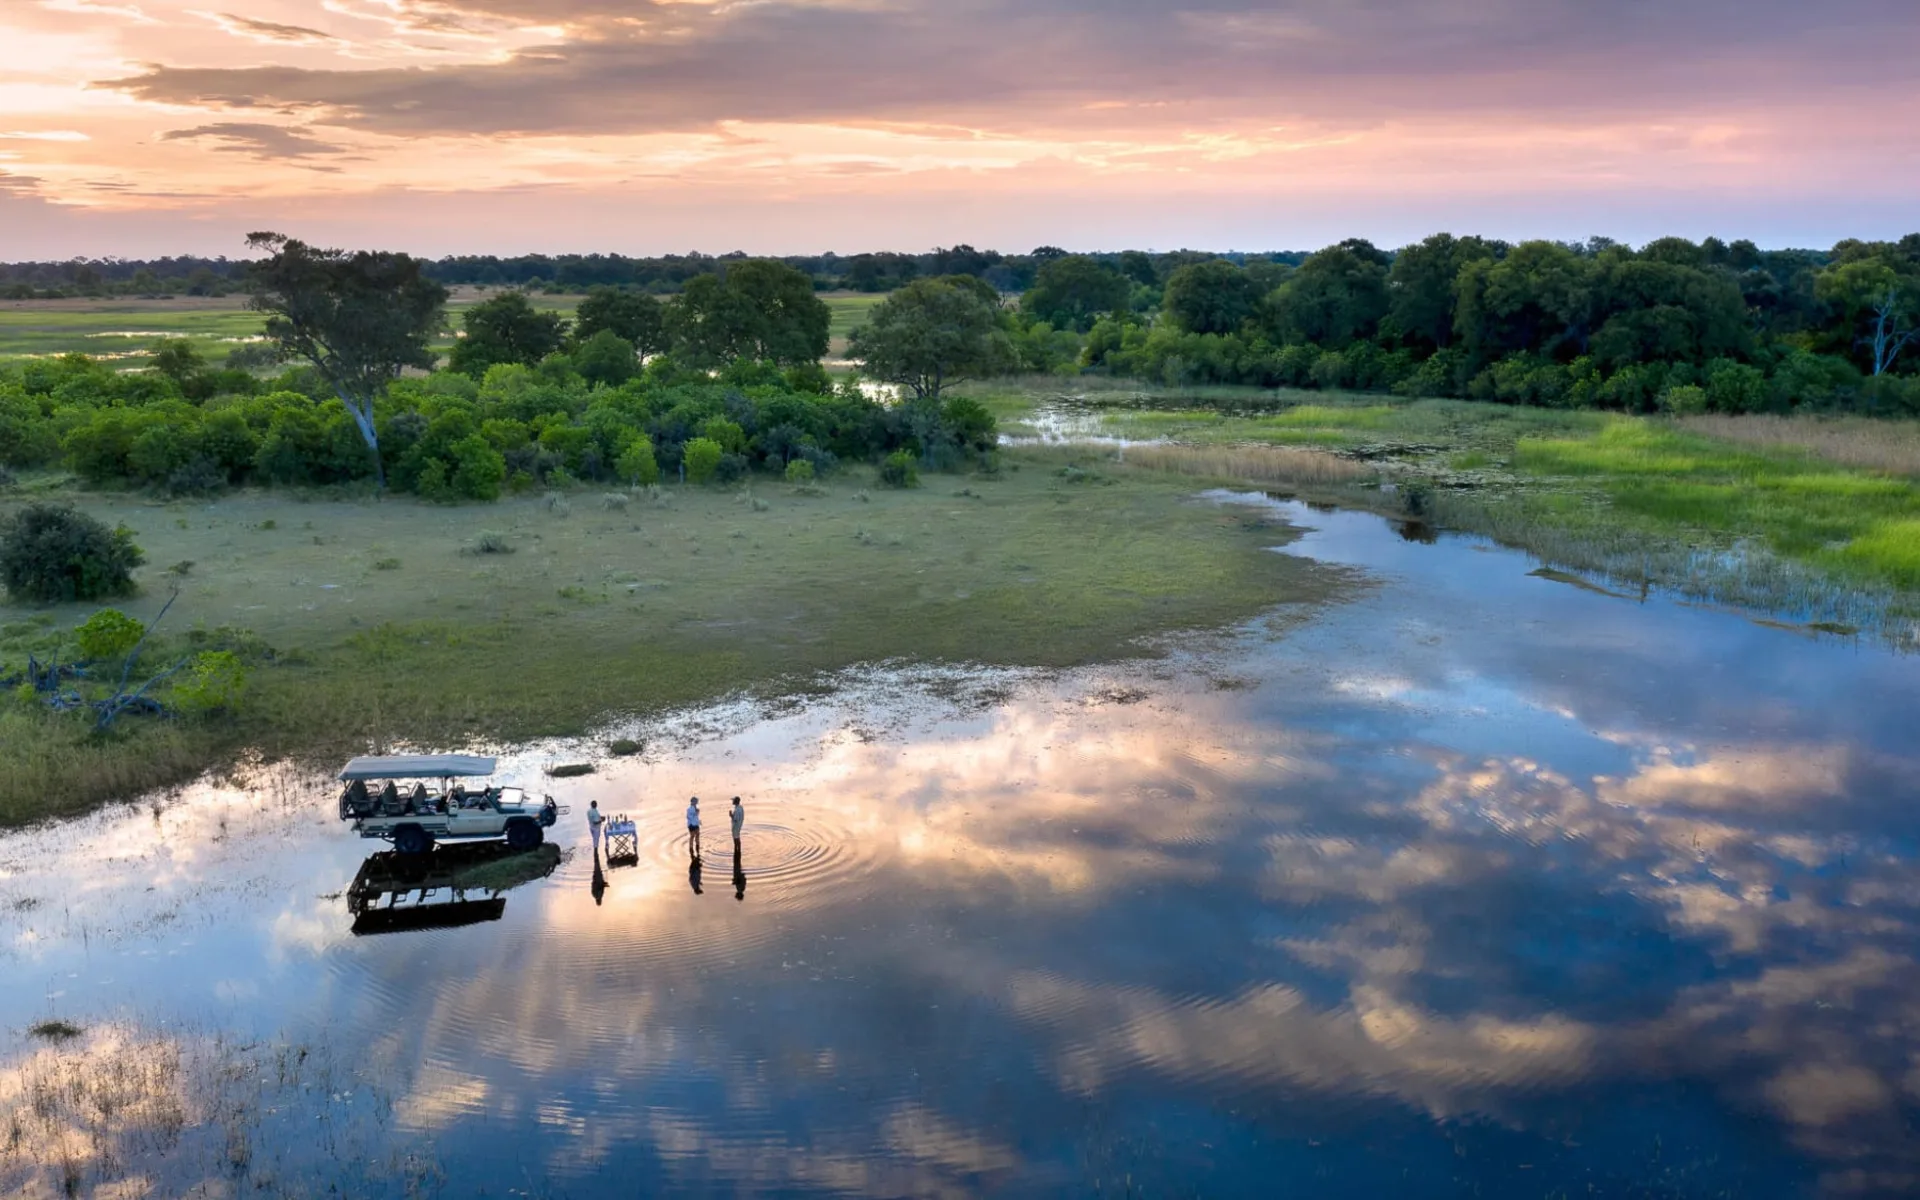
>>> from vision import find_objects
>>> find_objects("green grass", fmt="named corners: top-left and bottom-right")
top-left (1839, 519), bottom-right (1920, 586)
top-left (0, 289), bottom-right (585, 368)
top-left (1, 291), bottom-right (887, 368)
top-left (0, 299), bottom-right (270, 364)
top-left (824, 293), bottom-right (884, 356)
top-left (978, 381), bottom-right (1920, 633)
top-left (0, 454), bottom-right (1341, 824)
top-left (1514, 420), bottom-right (1920, 586)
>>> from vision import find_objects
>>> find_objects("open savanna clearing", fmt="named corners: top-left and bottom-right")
top-left (0, 452), bottom-right (1336, 824)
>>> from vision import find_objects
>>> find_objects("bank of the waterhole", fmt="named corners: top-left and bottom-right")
top-left (0, 451), bottom-right (1346, 824)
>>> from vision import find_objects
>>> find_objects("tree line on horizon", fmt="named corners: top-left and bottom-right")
top-left (0, 245), bottom-right (1301, 300)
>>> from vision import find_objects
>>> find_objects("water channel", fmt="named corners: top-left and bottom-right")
top-left (3, 497), bottom-right (1917, 1197)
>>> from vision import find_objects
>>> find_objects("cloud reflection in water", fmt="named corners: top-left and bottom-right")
top-left (2, 501), bottom-right (1918, 1197)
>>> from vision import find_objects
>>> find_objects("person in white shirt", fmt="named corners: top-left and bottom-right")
top-left (729, 796), bottom-right (745, 844)
top-left (587, 800), bottom-right (604, 853)
top-left (686, 796), bottom-right (702, 859)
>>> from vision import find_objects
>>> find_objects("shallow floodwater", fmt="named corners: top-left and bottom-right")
top-left (4, 499), bottom-right (1919, 1198)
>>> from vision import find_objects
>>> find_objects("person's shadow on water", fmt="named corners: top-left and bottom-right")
top-left (733, 838), bottom-right (746, 901)
top-left (591, 853), bottom-right (607, 906)
top-left (688, 854), bottom-right (703, 895)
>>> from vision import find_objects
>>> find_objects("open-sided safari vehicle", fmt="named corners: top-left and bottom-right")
top-left (337, 754), bottom-right (563, 854)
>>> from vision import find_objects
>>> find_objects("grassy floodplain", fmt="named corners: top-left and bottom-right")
top-left (972, 379), bottom-right (1920, 632)
top-left (0, 456), bottom-right (1335, 824)
top-left (0, 291), bottom-right (887, 368)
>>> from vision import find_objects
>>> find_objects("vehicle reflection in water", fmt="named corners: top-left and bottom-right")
top-left (346, 842), bottom-right (563, 935)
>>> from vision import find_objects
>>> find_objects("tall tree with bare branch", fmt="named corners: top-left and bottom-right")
top-left (245, 232), bottom-right (447, 487)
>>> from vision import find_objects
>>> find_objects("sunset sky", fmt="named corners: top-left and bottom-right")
top-left (2, 0), bottom-right (1916, 258)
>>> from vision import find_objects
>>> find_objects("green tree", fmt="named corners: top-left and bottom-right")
top-left (1817, 260), bottom-right (1920, 376)
top-left (450, 291), bottom-right (569, 377)
top-left (1117, 250), bottom-right (1157, 286)
top-left (245, 232), bottom-right (447, 488)
top-left (574, 287), bottom-right (667, 356)
top-left (573, 329), bottom-right (638, 388)
top-left (146, 338), bottom-right (205, 387)
top-left (1163, 261), bottom-right (1261, 335)
top-left (671, 261), bottom-right (830, 367)
top-left (1587, 254), bottom-right (1751, 368)
top-left (1019, 255), bottom-right (1130, 333)
top-left (1454, 241), bottom-right (1594, 366)
top-left (1387, 233), bottom-right (1500, 352)
top-left (1268, 243), bottom-right (1391, 347)
top-left (848, 276), bottom-right (1013, 403)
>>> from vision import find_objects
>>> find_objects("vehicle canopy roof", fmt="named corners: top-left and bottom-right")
top-left (339, 754), bottom-right (497, 781)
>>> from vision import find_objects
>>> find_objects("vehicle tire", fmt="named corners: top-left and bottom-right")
top-left (505, 820), bottom-right (542, 851)
top-left (394, 825), bottom-right (432, 855)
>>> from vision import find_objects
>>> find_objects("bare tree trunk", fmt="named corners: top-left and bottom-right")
top-left (341, 394), bottom-right (387, 488)
top-left (1869, 290), bottom-right (1918, 377)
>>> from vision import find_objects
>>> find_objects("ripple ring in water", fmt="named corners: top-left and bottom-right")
top-left (629, 805), bottom-right (882, 909)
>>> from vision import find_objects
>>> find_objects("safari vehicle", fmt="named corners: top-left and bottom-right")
top-left (337, 754), bottom-right (562, 854)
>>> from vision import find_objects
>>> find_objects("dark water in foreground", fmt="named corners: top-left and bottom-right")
top-left (4, 499), bottom-right (1919, 1198)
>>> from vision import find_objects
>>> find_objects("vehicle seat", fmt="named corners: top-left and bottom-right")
top-left (341, 779), bottom-right (372, 817)
top-left (379, 782), bottom-right (403, 814)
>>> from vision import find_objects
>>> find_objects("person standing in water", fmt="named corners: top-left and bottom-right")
top-left (730, 797), bottom-right (747, 901)
top-left (587, 800), bottom-right (604, 854)
top-left (686, 796), bottom-right (702, 859)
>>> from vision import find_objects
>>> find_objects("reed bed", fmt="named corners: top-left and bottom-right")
top-left (1679, 414), bottom-right (1920, 478)
top-left (0, 1021), bottom-right (429, 1198)
top-left (1434, 491), bottom-right (1919, 649)
top-left (1121, 442), bottom-right (1377, 488)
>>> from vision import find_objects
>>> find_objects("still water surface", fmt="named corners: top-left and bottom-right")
top-left (3, 499), bottom-right (1918, 1198)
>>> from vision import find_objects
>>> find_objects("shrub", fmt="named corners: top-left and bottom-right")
top-left (171, 650), bottom-right (249, 717)
top-left (0, 503), bottom-right (144, 603)
top-left (700, 417), bottom-right (747, 454)
top-left (74, 608), bottom-right (144, 660)
top-left (448, 434), bottom-right (507, 501)
top-left (608, 737), bottom-right (643, 756)
top-left (683, 436), bottom-right (723, 484)
top-left (460, 531), bottom-right (514, 556)
top-left (602, 492), bottom-right (630, 511)
top-left (784, 458), bottom-right (816, 484)
top-left (715, 452), bottom-right (751, 484)
top-left (1705, 359), bottom-right (1770, 414)
top-left (615, 437), bottom-right (660, 486)
top-left (879, 450), bottom-right (920, 488)
top-left (164, 455), bottom-right (227, 497)
top-left (1659, 385), bottom-right (1709, 415)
